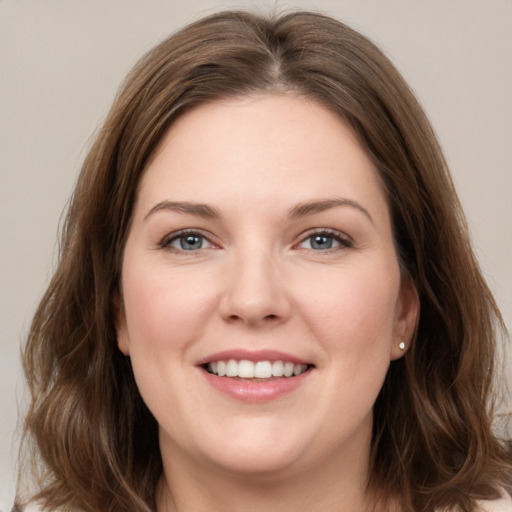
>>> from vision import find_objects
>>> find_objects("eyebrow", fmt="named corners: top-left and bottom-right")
top-left (288, 198), bottom-right (374, 224)
top-left (145, 197), bottom-right (374, 224)
top-left (144, 201), bottom-right (221, 220)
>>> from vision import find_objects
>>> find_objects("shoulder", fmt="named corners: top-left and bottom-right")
top-left (12, 503), bottom-right (57, 512)
top-left (14, 504), bottom-right (42, 512)
top-left (478, 492), bottom-right (512, 512)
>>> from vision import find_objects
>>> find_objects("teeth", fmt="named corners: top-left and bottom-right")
top-left (272, 360), bottom-right (284, 377)
top-left (238, 359), bottom-right (255, 378)
top-left (293, 364), bottom-right (304, 376)
top-left (226, 359), bottom-right (238, 377)
top-left (255, 361), bottom-right (272, 378)
top-left (284, 362), bottom-right (294, 377)
top-left (206, 359), bottom-right (309, 379)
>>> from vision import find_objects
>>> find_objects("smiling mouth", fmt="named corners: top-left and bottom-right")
top-left (203, 359), bottom-right (313, 380)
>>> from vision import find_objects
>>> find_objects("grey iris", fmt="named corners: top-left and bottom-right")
top-left (311, 235), bottom-right (333, 250)
top-left (181, 235), bottom-right (203, 250)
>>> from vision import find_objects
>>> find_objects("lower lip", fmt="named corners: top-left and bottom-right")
top-left (200, 368), bottom-right (313, 403)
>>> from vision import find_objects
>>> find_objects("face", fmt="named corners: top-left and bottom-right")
top-left (117, 94), bottom-right (418, 479)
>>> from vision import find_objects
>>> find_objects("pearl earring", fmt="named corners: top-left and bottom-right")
top-left (399, 341), bottom-right (406, 350)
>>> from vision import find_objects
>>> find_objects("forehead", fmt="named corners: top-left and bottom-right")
top-left (136, 94), bottom-right (388, 221)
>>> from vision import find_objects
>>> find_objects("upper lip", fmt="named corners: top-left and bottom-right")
top-left (196, 349), bottom-right (311, 366)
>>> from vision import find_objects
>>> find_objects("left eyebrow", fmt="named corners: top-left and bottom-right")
top-left (288, 198), bottom-right (374, 225)
top-left (144, 200), bottom-right (221, 220)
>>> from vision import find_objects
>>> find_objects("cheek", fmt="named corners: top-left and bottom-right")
top-left (119, 264), bottom-right (219, 426)
top-left (121, 263), bottom-right (218, 357)
top-left (296, 259), bottom-right (400, 364)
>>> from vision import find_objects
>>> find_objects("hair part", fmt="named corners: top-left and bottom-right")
top-left (18, 10), bottom-right (511, 512)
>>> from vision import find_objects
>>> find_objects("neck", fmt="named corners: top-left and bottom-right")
top-left (156, 434), bottom-right (375, 512)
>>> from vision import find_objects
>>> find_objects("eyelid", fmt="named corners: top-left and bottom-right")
top-left (295, 228), bottom-right (354, 250)
top-left (159, 228), bottom-right (218, 252)
top-left (158, 227), bottom-right (352, 252)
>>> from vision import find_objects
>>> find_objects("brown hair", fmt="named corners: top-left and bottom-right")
top-left (18, 10), bottom-right (511, 512)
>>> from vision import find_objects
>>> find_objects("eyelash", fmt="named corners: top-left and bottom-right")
top-left (159, 229), bottom-right (215, 253)
top-left (159, 228), bottom-right (353, 253)
top-left (296, 229), bottom-right (354, 252)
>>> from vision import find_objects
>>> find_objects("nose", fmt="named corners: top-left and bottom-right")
top-left (219, 250), bottom-right (292, 327)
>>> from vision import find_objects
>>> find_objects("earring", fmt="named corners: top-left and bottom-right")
top-left (399, 341), bottom-right (406, 350)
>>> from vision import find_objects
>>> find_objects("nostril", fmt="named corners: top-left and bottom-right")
top-left (225, 313), bottom-right (281, 325)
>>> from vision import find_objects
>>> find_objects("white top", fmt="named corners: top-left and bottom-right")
top-left (21, 493), bottom-right (512, 511)
top-left (478, 493), bottom-right (512, 511)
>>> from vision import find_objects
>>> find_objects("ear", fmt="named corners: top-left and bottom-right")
top-left (390, 274), bottom-right (419, 360)
top-left (112, 290), bottom-right (130, 356)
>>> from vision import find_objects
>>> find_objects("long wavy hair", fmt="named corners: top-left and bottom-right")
top-left (17, 10), bottom-right (511, 512)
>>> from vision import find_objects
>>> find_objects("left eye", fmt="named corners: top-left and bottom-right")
top-left (166, 232), bottom-right (213, 251)
top-left (298, 232), bottom-right (349, 251)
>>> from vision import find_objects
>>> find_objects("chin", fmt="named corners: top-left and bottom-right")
top-left (170, 419), bottom-right (311, 477)
top-left (205, 445), bottom-right (304, 478)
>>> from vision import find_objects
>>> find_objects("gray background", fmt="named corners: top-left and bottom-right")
top-left (1, 0), bottom-right (511, 508)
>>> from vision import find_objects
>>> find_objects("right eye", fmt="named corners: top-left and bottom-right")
top-left (295, 229), bottom-right (353, 252)
top-left (162, 231), bottom-right (214, 252)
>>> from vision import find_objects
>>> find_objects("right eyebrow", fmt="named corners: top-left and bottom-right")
top-left (288, 197), bottom-right (374, 225)
top-left (144, 201), bottom-right (221, 221)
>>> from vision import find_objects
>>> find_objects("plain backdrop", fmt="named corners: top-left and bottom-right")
top-left (1, 0), bottom-right (511, 509)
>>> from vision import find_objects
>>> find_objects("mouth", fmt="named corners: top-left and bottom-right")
top-left (197, 350), bottom-right (315, 402)
top-left (202, 359), bottom-right (313, 380)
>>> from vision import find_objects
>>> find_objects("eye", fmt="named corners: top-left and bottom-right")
top-left (162, 230), bottom-right (214, 252)
top-left (297, 230), bottom-right (352, 251)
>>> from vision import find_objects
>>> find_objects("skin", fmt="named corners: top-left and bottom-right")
top-left (116, 94), bottom-right (419, 512)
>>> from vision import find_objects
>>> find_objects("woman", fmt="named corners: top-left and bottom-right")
top-left (16, 10), bottom-right (512, 512)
